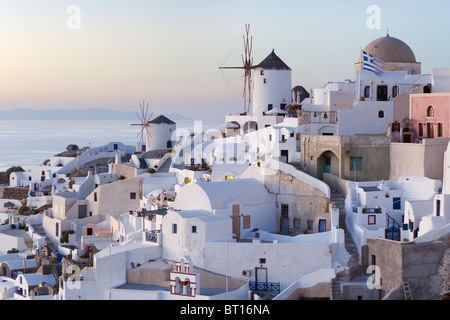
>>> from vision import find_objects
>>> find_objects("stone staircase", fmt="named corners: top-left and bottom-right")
top-left (158, 156), bottom-right (172, 173)
top-left (33, 224), bottom-right (57, 250)
top-left (330, 191), bottom-right (360, 300)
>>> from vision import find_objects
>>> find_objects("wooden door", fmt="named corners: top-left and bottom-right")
top-left (232, 204), bottom-right (240, 240)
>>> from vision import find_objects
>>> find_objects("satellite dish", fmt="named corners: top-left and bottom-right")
top-left (112, 231), bottom-right (120, 242)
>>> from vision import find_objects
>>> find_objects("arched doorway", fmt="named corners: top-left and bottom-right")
top-left (317, 150), bottom-right (339, 181)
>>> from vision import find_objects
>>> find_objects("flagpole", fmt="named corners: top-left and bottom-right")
top-left (357, 47), bottom-right (362, 101)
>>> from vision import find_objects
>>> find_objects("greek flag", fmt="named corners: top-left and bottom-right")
top-left (362, 51), bottom-right (384, 75)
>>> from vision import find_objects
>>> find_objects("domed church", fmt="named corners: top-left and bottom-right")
top-left (355, 33), bottom-right (421, 75)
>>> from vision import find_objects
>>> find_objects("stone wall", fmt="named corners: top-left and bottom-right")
top-left (364, 238), bottom-right (445, 300)
top-left (0, 187), bottom-right (28, 200)
top-left (243, 165), bottom-right (329, 235)
top-left (111, 163), bottom-right (140, 180)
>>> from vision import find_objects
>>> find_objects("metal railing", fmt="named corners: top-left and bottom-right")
top-left (144, 230), bottom-right (160, 243)
top-left (249, 281), bottom-right (280, 293)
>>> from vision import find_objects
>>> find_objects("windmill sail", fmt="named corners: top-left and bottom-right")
top-left (131, 100), bottom-right (153, 152)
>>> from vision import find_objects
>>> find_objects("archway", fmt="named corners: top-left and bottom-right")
top-left (243, 121), bottom-right (258, 134)
top-left (317, 150), bottom-right (339, 181)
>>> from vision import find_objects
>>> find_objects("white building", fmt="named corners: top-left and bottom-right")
top-left (404, 141), bottom-right (450, 241)
top-left (345, 175), bottom-right (442, 249)
top-left (252, 49), bottom-right (292, 116)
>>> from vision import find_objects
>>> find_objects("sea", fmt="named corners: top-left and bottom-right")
top-left (0, 119), bottom-right (223, 172)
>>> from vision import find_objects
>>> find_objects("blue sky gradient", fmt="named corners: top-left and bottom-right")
top-left (0, 0), bottom-right (449, 121)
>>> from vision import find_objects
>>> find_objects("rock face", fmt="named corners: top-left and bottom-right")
top-left (66, 144), bottom-right (79, 152)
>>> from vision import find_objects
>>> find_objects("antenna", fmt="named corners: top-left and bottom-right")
top-left (219, 24), bottom-right (254, 114)
top-left (131, 100), bottom-right (153, 152)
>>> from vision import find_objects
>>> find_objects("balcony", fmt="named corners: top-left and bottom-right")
top-left (352, 207), bottom-right (383, 214)
top-left (249, 281), bottom-right (280, 294)
top-left (298, 111), bottom-right (337, 125)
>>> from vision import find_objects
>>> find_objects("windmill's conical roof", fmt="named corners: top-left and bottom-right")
top-left (254, 49), bottom-right (291, 71)
top-left (149, 115), bottom-right (176, 125)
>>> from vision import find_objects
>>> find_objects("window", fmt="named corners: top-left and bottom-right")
top-left (438, 122), bottom-right (443, 137)
top-left (259, 258), bottom-right (266, 264)
top-left (172, 224), bottom-right (177, 234)
top-left (290, 132), bottom-right (294, 138)
top-left (378, 110), bottom-right (384, 118)
top-left (260, 70), bottom-right (264, 75)
top-left (418, 122), bottom-right (424, 137)
top-left (243, 215), bottom-right (250, 229)
top-left (269, 134), bottom-right (272, 141)
top-left (350, 157), bottom-right (362, 171)
top-left (280, 103), bottom-right (286, 110)
top-left (263, 78), bottom-right (267, 84)
top-left (364, 86), bottom-right (370, 98)
top-left (368, 215), bottom-right (376, 225)
top-left (392, 121), bottom-right (400, 132)
top-left (87, 228), bottom-right (93, 236)
top-left (377, 85), bottom-right (388, 101)
top-left (307, 220), bottom-right (314, 230)
top-left (225, 175), bottom-right (235, 180)
top-left (392, 85), bottom-right (399, 98)
top-left (94, 192), bottom-right (97, 202)
top-left (427, 122), bottom-right (435, 138)
top-left (192, 226), bottom-right (197, 233)
top-left (281, 204), bottom-right (289, 217)
top-left (268, 104), bottom-right (273, 110)
top-left (427, 105), bottom-right (435, 117)
top-left (130, 192), bottom-right (136, 200)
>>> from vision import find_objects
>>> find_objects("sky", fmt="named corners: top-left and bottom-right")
top-left (0, 0), bottom-right (449, 121)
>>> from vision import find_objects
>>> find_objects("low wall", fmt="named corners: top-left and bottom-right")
top-left (0, 187), bottom-right (29, 200)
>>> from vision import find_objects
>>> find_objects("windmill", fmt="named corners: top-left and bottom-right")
top-left (219, 24), bottom-right (254, 114)
top-left (131, 100), bottom-right (153, 152)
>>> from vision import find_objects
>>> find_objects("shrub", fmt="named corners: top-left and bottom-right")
top-left (17, 205), bottom-right (30, 215)
top-left (60, 230), bottom-right (75, 243)
top-left (5, 166), bottom-right (25, 183)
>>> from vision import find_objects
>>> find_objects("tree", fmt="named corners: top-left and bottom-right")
top-left (286, 104), bottom-right (302, 115)
top-left (5, 166), bottom-right (25, 183)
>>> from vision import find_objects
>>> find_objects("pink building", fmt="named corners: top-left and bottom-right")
top-left (410, 93), bottom-right (450, 140)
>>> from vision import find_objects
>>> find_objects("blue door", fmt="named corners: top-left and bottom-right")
top-left (281, 218), bottom-right (289, 235)
top-left (319, 219), bottom-right (326, 232)
top-left (323, 156), bottom-right (331, 173)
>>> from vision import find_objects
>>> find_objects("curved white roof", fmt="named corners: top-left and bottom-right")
top-left (173, 178), bottom-right (272, 212)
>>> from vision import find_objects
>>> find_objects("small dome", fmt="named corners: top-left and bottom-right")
top-left (362, 33), bottom-right (416, 63)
